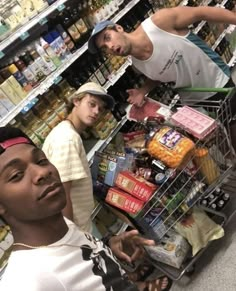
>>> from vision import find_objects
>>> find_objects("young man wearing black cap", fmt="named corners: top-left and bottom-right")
top-left (0, 126), bottom-right (160, 290)
top-left (42, 82), bottom-right (115, 233)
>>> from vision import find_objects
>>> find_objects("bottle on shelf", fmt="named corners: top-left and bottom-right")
top-left (35, 42), bottom-right (57, 72)
top-left (8, 63), bottom-right (33, 92)
top-left (28, 47), bottom-right (52, 76)
top-left (57, 8), bottom-right (83, 49)
top-left (55, 24), bottom-right (77, 54)
top-left (14, 56), bottom-right (39, 88)
top-left (39, 37), bottom-right (62, 68)
top-left (19, 51), bottom-right (46, 82)
top-left (71, 5), bottom-right (90, 42)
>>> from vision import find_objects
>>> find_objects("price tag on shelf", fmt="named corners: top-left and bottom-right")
top-left (21, 98), bottom-right (39, 114)
top-left (0, 51), bottom-right (5, 59)
top-left (53, 75), bottom-right (63, 84)
top-left (19, 31), bottom-right (30, 41)
top-left (57, 4), bottom-right (65, 11)
top-left (39, 17), bottom-right (48, 26)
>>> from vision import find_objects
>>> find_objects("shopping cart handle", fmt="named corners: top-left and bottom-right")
top-left (177, 87), bottom-right (234, 93)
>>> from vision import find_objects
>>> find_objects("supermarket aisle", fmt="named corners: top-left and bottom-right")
top-left (172, 171), bottom-right (236, 291)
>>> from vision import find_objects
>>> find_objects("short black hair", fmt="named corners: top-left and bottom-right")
top-left (0, 127), bottom-right (35, 155)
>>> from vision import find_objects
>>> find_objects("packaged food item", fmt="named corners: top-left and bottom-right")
top-left (145, 230), bottom-right (190, 268)
top-left (127, 97), bottom-right (172, 122)
top-left (123, 130), bottom-right (146, 148)
top-left (105, 187), bottom-right (144, 216)
top-left (115, 171), bottom-right (157, 202)
top-left (91, 152), bottom-right (132, 186)
top-left (175, 207), bottom-right (224, 256)
top-left (194, 148), bottom-right (220, 185)
top-left (147, 126), bottom-right (195, 168)
top-left (171, 106), bottom-right (217, 140)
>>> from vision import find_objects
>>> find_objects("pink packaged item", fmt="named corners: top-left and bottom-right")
top-left (171, 106), bottom-right (217, 140)
top-left (127, 98), bottom-right (172, 122)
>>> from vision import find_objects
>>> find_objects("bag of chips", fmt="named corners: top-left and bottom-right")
top-left (175, 207), bottom-right (224, 256)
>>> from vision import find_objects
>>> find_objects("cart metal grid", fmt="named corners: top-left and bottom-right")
top-left (132, 87), bottom-right (236, 280)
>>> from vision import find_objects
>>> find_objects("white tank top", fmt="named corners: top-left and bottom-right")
top-left (132, 18), bottom-right (230, 101)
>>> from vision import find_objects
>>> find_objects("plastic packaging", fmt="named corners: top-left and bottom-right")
top-left (147, 126), bottom-right (195, 168)
top-left (194, 148), bottom-right (220, 185)
top-left (171, 106), bottom-right (217, 140)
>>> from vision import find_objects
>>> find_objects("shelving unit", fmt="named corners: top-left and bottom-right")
top-left (0, 0), bottom-right (141, 127)
top-left (0, 0), bottom-right (68, 54)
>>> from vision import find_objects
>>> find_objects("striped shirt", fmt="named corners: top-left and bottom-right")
top-left (42, 121), bottom-right (94, 233)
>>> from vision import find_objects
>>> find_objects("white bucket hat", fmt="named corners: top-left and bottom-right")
top-left (71, 82), bottom-right (115, 110)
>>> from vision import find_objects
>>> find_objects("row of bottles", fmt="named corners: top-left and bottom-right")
top-left (0, 0), bottom-right (56, 41)
top-left (118, 0), bottom-right (154, 32)
top-left (65, 52), bottom-right (127, 89)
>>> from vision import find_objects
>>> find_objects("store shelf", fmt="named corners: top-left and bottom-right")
top-left (104, 57), bottom-right (132, 90)
top-left (91, 203), bottom-right (103, 221)
top-left (0, 0), bottom-right (140, 126)
top-left (228, 51), bottom-right (236, 67)
top-left (87, 109), bottom-right (130, 166)
top-left (212, 24), bottom-right (235, 51)
top-left (221, 0), bottom-right (229, 6)
top-left (0, 0), bottom-right (68, 53)
top-left (112, 0), bottom-right (141, 23)
top-left (193, 0), bottom-right (221, 34)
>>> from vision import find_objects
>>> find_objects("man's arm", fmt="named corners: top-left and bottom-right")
top-left (127, 78), bottom-right (160, 106)
top-left (152, 6), bottom-right (236, 32)
top-left (62, 181), bottom-right (74, 221)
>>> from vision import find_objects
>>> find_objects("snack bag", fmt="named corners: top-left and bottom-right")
top-left (147, 126), bottom-right (195, 168)
top-left (175, 207), bottom-right (224, 256)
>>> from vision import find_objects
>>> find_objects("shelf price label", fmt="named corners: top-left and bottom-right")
top-left (21, 98), bottom-right (39, 114)
top-left (57, 4), bottom-right (65, 11)
top-left (0, 51), bottom-right (5, 59)
top-left (39, 17), bottom-right (48, 26)
top-left (19, 31), bottom-right (30, 41)
top-left (53, 75), bottom-right (63, 84)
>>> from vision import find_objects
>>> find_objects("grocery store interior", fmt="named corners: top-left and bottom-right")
top-left (0, 0), bottom-right (236, 290)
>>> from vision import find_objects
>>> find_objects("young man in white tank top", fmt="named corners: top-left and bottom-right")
top-left (88, 5), bottom-right (236, 148)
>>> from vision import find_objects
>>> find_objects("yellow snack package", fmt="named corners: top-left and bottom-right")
top-left (175, 207), bottom-right (224, 256)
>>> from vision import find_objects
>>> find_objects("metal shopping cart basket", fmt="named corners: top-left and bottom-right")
top-left (127, 87), bottom-right (236, 280)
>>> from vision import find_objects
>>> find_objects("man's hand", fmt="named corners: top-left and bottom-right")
top-left (108, 230), bottom-right (155, 264)
top-left (127, 88), bottom-right (146, 107)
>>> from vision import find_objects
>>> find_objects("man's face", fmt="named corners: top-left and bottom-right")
top-left (75, 94), bottom-right (106, 127)
top-left (0, 144), bottom-right (66, 223)
top-left (95, 26), bottom-right (132, 56)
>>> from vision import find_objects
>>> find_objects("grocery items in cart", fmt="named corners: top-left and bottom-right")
top-left (171, 106), bottom-right (218, 140)
top-left (146, 126), bottom-right (195, 169)
top-left (127, 97), bottom-right (172, 122)
top-left (144, 229), bottom-right (190, 269)
top-left (175, 207), bottom-right (224, 256)
top-left (91, 88), bottom-right (236, 276)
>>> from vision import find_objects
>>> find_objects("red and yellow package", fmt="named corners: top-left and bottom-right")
top-left (105, 187), bottom-right (144, 216)
top-left (115, 171), bottom-right (157, 202)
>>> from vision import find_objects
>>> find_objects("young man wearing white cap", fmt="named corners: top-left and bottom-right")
top-left (43, 82), bottom-right (115, 233)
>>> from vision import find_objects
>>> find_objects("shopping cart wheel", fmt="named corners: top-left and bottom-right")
top-left (185, 264), bottom-right (195, 276)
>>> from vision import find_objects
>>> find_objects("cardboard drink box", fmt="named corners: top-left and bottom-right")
top-left (115, 171), bottom-right (157, 202)
top-left (105, 187), bottom-right (144, 216)
top-left (91, 151), bottom-right (133, 186)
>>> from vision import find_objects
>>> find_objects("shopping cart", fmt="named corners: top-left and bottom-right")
top-left (128, 87), bottom-right (236, 280)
